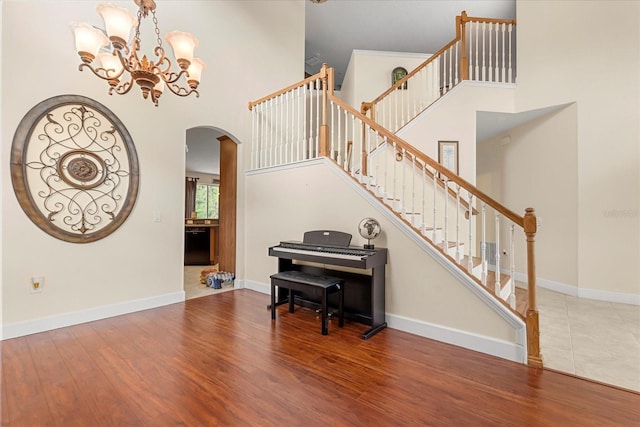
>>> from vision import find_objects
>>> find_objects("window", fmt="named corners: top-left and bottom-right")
top-left (195, 183), bottom-right (219, 219)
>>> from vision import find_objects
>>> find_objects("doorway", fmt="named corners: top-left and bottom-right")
top-left (184, 127), bottom-right (237, 300)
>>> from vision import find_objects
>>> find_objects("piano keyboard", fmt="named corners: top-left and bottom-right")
top-left (272, 243), bottom-right (373, 261)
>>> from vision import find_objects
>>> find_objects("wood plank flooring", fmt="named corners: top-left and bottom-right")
top-left (2, 289), bottom-right (639, 426)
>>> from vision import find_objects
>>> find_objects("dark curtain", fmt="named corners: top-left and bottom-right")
top-left (185, 177), bottom-right (198, 218)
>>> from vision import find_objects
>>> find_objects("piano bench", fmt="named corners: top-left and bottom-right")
top-left (270, 270), bottom-right (344, 335)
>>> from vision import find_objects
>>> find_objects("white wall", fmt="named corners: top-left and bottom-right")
top-left (339, 50), bottom-right (430, 110)
top-left (477, 105), bottom-right (579, 289)
top-left (399, 83), bottom-right (516, 184)
top-left (515, 0), bottom-right (639, 298)
top-left (1, 0), bottom-right (304, 337)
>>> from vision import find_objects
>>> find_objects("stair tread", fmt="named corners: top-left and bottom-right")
top-left (485, 270), bottom-right (511, 290)
top-left (460, 255), bottom-right (482, 267)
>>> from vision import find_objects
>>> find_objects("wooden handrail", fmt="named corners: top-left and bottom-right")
top-left (329, 93), bottom-right (524, 227)
top-left (462, 13), bottom-right (517, 25)
top-left (248, 65), bottom-right (327, 111)
top-left (363, 37), bottom-right (461, 113)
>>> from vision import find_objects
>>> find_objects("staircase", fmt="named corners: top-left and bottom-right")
top-left (248, 12), bottom-right (542, 367)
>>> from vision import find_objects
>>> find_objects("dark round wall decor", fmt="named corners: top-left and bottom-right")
top-left (10, 95), bottom-right (139, 243)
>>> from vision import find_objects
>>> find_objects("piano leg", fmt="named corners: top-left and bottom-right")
top-left (362, 322), bottom-right (388, 340)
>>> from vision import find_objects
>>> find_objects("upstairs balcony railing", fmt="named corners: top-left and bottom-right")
top-left (362, 11), bottom-right (517, 134)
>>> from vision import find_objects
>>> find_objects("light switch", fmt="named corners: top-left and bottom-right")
top-left (153, 210), bottom-right (162, 223)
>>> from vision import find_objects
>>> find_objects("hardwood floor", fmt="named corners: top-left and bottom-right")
top-left (2, 289), bottom-right (639, 426)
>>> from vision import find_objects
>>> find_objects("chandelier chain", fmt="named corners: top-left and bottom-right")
top-left (152, 10), bottom-right (163, 47)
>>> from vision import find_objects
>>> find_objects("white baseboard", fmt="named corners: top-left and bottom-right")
top-left (386, 313), bottom-right (526, 364)
top-left (240, 279), bottom-right (270, 294)
top-left (2, 291), bottom-right (185, 340)
top-left (512, 271), bottom-right (639, 305)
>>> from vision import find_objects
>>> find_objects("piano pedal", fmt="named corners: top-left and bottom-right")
top-left (315, 309), bottom-right (335, 319)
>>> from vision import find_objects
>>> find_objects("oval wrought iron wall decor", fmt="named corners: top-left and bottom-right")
top-left (10, 95), bottom-right (139, 243)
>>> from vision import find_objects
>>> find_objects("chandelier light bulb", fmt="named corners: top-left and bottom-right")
top-left (70, 22), bottom-right (109, 64)
top-left (186, 57), bottom-right (205, 88)
top-left (97, 3), bottom-right (137, 50)
top-left (165, 30), bottom-right (198, 70)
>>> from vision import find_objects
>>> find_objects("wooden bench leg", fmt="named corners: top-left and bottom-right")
top-left (288, 288), bottom-right (295, 313)
top-left (339, 285), bottom-right (344, 328)
top-left (271, 283), bottom-right (276, 320)
top-left (321, 288), bottom-right (328, 335)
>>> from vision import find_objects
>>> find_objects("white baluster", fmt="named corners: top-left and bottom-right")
top-left (487, 22), bottom-right (495, 82)
top-left (336, 102), bottom-right (340, 162)
top-left (315, 77), bottom-right (321, 155)
top-left (501, 23), bottom-right (506, 83)
top-left (411, 153), bottom-right (416, 226)
top-left (494, 212), bottom-right (501, 296)
top-left (374, 141), bottom-right (380, 196)
top-left (250, 105), bottom-right (256, 169)
top-left (296, 86), bottom-right (301, 162)
top-left (401, 147), bottom-right (406, 215)
top-left (455, 184), bottom-right (461, 263)
top-left (432, 171), bottom-right (438, 242)
top-left (481, 22), bottom-right (486, 81)
top-left (302, 84), bottom-right (313, 160)
top-left (481, 202), bottom-right (487, 285)
top-left (474, 21), bottom-right (479, 80)
top-left (509, 223), bottom-right (516, 309)
top-left (443, 50), bottom-right (448, 94)
top-left (283, 91), bottom-right (293, 163)
top-left (508, 23), bottom-right (513, 83)
top-left (306, 83), bottom-right (312, 159)
top-left (494, 28), bottom-right (499, 83)
top-left (343, 110), bottom-right (353, 172)
top-left (351, 114), bottom-right (356, 177)
top-left (260, 102), bottom-right (265, 167)
top-left (421, 161), bottom-right (426, 234)
top-left (392, 141), bottom-right (397, 209)
top-left (448, 47), bottom-right (453, 91)
top-left (268, 98), bottom-right (274, 167)
top-left (454, 42), bottom-right (459, 85)
top-left (467, 193), bottom-right (474, 273)
top-left (330, 100), bottom-right (335, 162)
top-left (468, 23), bottom-right (473, 79)
top-left (382, 137), bottom-right (388, 199)
top-left (442, 177), bottom-right (449, 251)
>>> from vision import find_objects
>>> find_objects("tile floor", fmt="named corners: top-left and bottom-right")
top-left (537, 286), bottom-right (640, 392)
top-left (183, 267), bottom-right (640, 392)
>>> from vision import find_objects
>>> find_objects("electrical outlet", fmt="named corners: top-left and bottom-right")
top-left (31, 276), bottom-right (44, 293)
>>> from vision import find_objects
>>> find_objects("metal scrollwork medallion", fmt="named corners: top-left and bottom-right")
top-left (10, 95), bottom-right (139, 243)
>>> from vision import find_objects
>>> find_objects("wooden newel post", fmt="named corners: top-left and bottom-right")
top-left (524, 207), bottom-right (543, 367)
top-left (319, 63), bottom-right (329, 157)
top-left (459, 11), bottom-right (469, 81)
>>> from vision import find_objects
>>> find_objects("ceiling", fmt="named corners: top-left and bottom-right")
top-left (188, 1), bottom-right (539, 175)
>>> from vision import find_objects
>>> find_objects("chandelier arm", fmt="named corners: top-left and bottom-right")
top-left (114, 47), bottom-right (137, 75)
top-left (152, 46), bottom-right (172, 74)
top-left (163, 68), bottom-right (190, 84)
top-left (162, 81), bottom-right (200, 98)
top-left (109, 75), bottom-right (135, 96)
top-left (78, 63), bottom-right (122, 82)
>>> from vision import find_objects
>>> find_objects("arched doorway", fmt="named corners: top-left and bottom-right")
top-left (184, 127), bottom-right (238, 299)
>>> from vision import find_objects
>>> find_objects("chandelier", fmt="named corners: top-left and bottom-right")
top-left (70, 0), bottom-right (205, 106)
